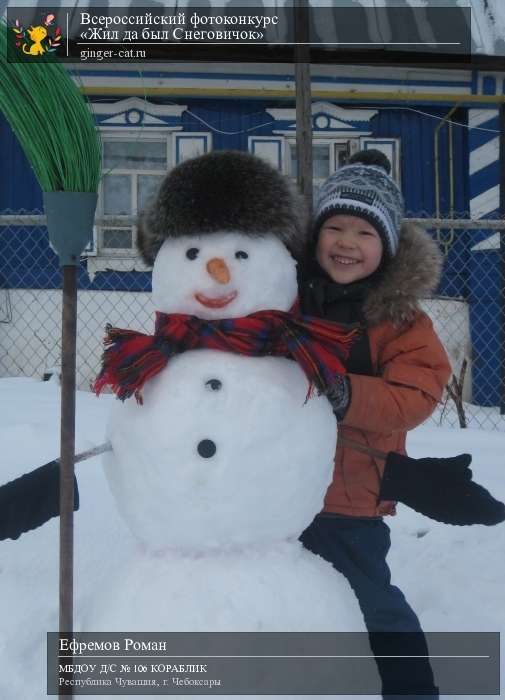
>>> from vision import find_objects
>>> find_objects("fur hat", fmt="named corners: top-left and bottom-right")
top-left (313, 149), bottom-right (404, 259)
top-left (137, 150), bottom-right (308, 265)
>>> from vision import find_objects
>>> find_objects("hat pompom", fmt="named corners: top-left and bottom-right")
top-left (348, 149), bottom-right (391, 175)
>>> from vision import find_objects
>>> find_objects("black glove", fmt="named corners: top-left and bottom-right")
top-left (0, 461), bottom-right (79, 541)
top-left (379, 452), bottom-right (505, 526)
top-left (324, 375), bottom-right (351, 421)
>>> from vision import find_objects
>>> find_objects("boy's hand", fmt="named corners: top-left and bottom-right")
top-left (379, 452), bottom-right (505, 526)
top-left (324, 375), bottom-right (351, 421)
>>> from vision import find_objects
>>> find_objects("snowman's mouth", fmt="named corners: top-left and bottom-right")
top-left (195, 291), bottom-right (238, 308)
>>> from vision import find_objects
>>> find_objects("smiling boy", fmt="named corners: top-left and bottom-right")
top-left (299, 149), bottom-right (451, 699)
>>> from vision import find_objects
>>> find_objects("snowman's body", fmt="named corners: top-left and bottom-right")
top-left (86, 233), bottom-right (365, 692)
top-left (105, 350), bottom-right (338, 552)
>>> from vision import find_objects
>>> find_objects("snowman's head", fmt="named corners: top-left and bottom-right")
top-left (152, 232), bottom-right (298, 318)
top-left (137, 150), bottom-right (308, 277)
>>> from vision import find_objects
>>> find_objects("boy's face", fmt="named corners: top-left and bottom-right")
top-left (315, 214), bottom-right (384, 284)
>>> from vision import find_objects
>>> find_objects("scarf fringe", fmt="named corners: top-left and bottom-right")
top-left (92, 324), bottom-right (171, 403)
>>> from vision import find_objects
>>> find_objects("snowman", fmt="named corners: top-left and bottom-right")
top-left (88, 152), bottom-right (366, 694)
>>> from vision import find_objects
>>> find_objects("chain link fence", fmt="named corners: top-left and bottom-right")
top-left (0, 209), bottom-right (504, 431)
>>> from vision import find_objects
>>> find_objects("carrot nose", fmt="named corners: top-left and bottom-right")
top-left (206, 257), bottom-right (230, 284)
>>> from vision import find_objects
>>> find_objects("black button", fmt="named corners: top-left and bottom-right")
top-left (197, 440), bottom-right (217, 458)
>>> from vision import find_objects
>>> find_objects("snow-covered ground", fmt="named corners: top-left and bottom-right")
top-left (1, 376), bottom-right (504, 699)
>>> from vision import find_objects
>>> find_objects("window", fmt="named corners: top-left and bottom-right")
top-left (174, 133), bottom-right (211, 164)
top-left (288, 140), bottom-right (350, 199)
top-left (97, 134), bottom-right (169, 256)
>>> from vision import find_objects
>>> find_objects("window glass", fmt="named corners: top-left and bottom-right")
top-left (336, 145), bottom-right (349, 168)
top-left (313, 144), bottom-right (330, 179)
top-left (103, 140), bottom-right (167, 170)
top-left (177, 137), bottom-right (207, 163)
top-left (103, 174), bottom-right (131, 215)
top-left (138, 174), bottom-right (164, 211)
top-left (102, 228), bottom-right (133, 249)
top-left (290, 143), bottom-right (331, 179)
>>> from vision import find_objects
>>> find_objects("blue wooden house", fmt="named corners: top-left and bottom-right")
top-left (0, 1), bottom-right (504, 408)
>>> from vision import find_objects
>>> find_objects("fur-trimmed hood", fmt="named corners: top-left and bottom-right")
top-left (362, 221), bottom-right (443, 326)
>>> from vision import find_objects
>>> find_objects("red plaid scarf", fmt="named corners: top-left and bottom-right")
top-left (93, 308), bottom-right (359, 404)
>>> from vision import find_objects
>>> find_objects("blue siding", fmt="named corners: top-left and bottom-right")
top-left (181, 99), bottom-right (274, 151)
top-left (0, 113), bottom-right (43, 212)
top-left (371, 106), bottom-right (468, 216)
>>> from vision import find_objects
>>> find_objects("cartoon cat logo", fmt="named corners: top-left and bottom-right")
top-left (12, 14), bottom-right (62, 56)
top-left (23, 25), bottom-right (48, 55)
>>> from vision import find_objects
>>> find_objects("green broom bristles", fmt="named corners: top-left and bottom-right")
top-left (0, 18), bottom-right (101, 193)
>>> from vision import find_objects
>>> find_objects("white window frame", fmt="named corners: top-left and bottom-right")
top-left (174, 132), bottom-right (212, 164)
top-left (248, 136), bottom-right (286, 171)
top-left (95, 128), bottom-right (171, 259)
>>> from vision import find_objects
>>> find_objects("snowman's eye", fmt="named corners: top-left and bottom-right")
top-left (205, 379), bottom-right (222, 391)
top-left (186, 248), bottom-right (199, 260)
top-left (235, 250), bottom-right (248, 260)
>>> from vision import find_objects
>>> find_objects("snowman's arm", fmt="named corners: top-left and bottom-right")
top-left (74, 441), bottom-right (112, 464)
top-left (0, 442), bottom-right (111, 541)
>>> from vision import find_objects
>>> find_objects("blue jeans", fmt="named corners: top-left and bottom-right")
top-left (299, 514), bottom-right (439, 699)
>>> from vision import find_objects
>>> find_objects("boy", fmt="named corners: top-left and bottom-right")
top-left (298, 149), bottom-right (451, 699)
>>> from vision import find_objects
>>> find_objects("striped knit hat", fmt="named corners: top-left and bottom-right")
top-left (313, 149), bottom-right (404, 259)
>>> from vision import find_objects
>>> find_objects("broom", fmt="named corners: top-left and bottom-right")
top-left (0, 17), bottom-right (101, 652)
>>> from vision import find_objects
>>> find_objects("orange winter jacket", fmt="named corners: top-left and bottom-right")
top-left (316, 222), bottom-right (452, 517)
top-left (324, 312), bottom-right (451, 516)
